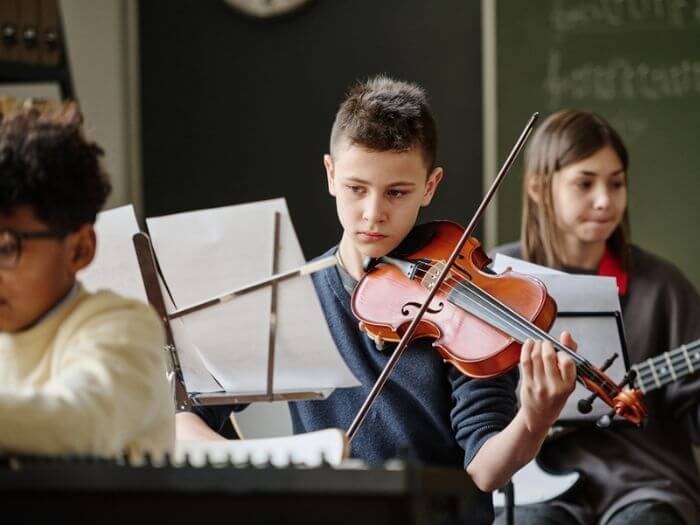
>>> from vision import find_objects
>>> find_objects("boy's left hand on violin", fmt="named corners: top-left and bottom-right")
top-left (519, 331), bottom-right (577, 435)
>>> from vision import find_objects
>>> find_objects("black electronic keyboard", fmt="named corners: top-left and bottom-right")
top-left (0, 455), bottom-right (484, 525)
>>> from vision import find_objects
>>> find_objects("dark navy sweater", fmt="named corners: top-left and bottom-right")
top-left (195, 249), bottom-right (520, 522)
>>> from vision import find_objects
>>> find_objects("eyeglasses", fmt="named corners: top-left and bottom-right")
top-left (0, 228), bottom-right (68, 270)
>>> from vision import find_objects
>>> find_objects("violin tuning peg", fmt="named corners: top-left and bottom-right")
top-left (617, 369), bottom-right (637, 389)
top-left (598, 353), bottom-right (619, 373)
top-left (577, 394), bottom-right (595, 414)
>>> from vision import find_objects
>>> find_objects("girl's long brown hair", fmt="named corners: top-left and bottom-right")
top-left (521, 109), bottom-right (631, 270)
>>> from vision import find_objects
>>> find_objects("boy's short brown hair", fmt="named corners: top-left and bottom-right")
top-left (330, 75), bottom-right (437, 171)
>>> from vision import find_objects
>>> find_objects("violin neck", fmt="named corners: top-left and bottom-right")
top-left (630, 339), bottom-right (700, 393)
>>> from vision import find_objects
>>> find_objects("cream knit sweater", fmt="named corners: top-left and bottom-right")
top-left (0, 285), bottom-right (175, 457)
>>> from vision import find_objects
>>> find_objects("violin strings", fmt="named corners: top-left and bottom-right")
top-left (443, 275), bottom-right (608, 389)
top-left (411, 264), bottom-right (572, 354)
top-left (411, 257), bottom-right (697, 392)
top-left (410, 262), bottom-right (615, 391)
top-left (411, 262), bottom-right (578, 356)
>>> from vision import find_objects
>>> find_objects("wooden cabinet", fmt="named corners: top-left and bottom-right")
top-left (0, 0), bottom-right (72, 98)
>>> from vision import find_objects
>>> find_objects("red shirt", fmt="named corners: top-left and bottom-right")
top-left (598, 247), bottom-right (628, 296)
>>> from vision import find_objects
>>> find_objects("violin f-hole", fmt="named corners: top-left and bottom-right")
top-left (401, 301), bottom-right (444, 316)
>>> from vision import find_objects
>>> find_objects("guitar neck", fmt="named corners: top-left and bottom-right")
top-left (631, 339), bottom-right (700, 393)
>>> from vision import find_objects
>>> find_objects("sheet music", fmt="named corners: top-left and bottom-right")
top-left (491, 254), bottom-right (628, 422)
top-left (78, 204), bottom-right (223, 393)
top-left (146, 198), bottom-right (360, 396)
top-left (78, 204), bottom-right (148, 303)
top-left (490, 253), bottom-right (566, 276)
top-left (162, 284), bottom-right (223, 393)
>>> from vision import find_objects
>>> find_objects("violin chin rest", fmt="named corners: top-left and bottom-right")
top-left (363, 256), bottom-right (378, 272)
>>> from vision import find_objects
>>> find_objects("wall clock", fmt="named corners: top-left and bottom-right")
top-left (224, 0), bottom-right (313, 19)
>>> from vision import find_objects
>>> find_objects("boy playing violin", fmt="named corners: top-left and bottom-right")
top-left (178, 75), bottom-right (577, 523)
top-left (0, 103), bottom-right (174, 458)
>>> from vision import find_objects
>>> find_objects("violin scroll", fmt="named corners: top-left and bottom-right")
top-left (612, 387), bottom-right (647, 426)
top-left (579, 370), bottom-right (647, 427)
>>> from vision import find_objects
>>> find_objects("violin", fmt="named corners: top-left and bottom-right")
top-left (345, 113), bottom-right (646, 441)
top-left (352, 221), bottom-right (555, 379)
top-left (352, 221), bottom-right (646, 424)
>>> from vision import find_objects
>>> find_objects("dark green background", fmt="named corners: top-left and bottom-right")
top-left (496, 0), bottom-right (700, 287)
top-left (140, 0), bottom-right (483, 259)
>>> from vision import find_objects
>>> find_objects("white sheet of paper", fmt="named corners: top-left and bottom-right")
top-left (490, 253), bottom-right (566, 276)
top-left (160, 280), bottom-right (223, 393)
top-left (535, 273), bottom-right (620, 312)
top-left (549, 316), bottom-right (628, 421)
top-left (78, 204), bottom-right (147, 303)
top-left (491, 253), bottom-right (628, 422)
top-left (79, 204), bottom-right (223, 393)
top-left (146, 198), bottom-right (359, 396)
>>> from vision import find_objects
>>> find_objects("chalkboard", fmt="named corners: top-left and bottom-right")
top-left (496, 0), bottom-right (700, 287)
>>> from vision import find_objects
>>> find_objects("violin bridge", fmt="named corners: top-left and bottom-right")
top-left (420, 260), bottom-right (446, 290)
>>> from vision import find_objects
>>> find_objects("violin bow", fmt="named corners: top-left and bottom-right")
top-left (347, 113), bottom-right (540, 441)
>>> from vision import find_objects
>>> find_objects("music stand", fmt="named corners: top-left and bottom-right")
top-left (132, 211), bottom-right (328, 411)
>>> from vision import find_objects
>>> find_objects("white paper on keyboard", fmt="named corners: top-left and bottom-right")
top-left (175, 428), bottom-right (347, 468)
